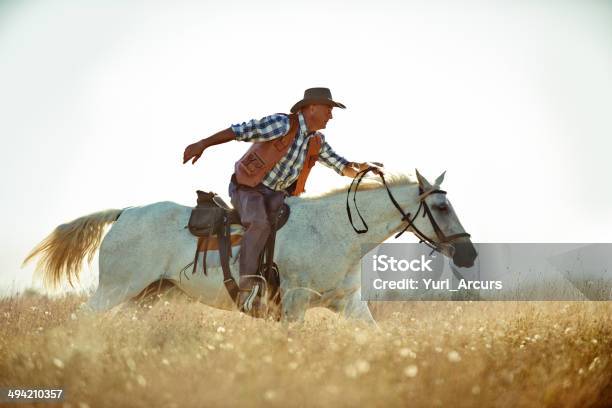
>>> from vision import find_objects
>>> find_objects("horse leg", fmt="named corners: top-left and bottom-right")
top-left (86, 284), bottom-right (142, 312)
top-left (327, 289), bottom-right (378, 326)
top-left (86, 267), bottom-right (156, 312)
top-left (281, 288), bottom-right (314, 323)
top-left (86, 247), bottom-right (165, 312)
top-left (127, 279), bottom-right (189, 309)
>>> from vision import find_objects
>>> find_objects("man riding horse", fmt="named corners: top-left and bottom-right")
top-left (182, 87), bottom-right (384, 317)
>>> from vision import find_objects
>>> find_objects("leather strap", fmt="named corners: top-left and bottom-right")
top-left (345, 169), bottom-right (471, 254)
top-left (217, 212), bottom-right (239, 302)
top-left (192, 235), bottom-right (209, 276)
top-left (346, 169), bottom-right (371, 233)
top-left (263, 210), bottom-right (280, 302)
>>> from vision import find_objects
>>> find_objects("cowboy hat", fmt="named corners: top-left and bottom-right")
top-left (290, 87), bottom-right (346, 113)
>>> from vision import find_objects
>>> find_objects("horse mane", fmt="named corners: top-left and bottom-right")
top-left (297, 171), bottom-right (418, 201)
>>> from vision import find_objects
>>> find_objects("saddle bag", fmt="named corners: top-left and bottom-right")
top-left (188, 207), bottom-right (226, 237)
top-left (187, 191), bottom-right (229, 237)
top-left (185, 191), bottom-right (234, 281)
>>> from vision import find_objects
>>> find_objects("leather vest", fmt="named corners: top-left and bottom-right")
top-left (234, 113), bottom-right (321, 196)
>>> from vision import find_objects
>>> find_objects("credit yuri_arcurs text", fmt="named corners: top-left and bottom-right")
top-left (360, 243), bottom-right (612, 301)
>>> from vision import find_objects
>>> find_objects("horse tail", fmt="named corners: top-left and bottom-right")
top-left (22, 208), bottom-right (124, 290)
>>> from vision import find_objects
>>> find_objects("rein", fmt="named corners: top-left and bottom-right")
top-left (345, 168), bottom-right (470, 254)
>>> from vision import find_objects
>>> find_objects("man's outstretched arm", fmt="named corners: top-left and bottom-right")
top-left (183, 128), bottom-right (236, 165)
top-left (183, 114), bottom-right (290, 165)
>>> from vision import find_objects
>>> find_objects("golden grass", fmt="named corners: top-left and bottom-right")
top-left (1, 292), bottom-right (610, 408)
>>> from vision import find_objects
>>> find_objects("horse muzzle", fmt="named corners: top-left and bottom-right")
top-left (451, 238), bottom-right (478, 268)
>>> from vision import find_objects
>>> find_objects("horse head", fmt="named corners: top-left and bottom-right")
top-left (411, 169), bottom-right (477, 268)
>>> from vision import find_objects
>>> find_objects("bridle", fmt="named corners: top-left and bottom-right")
top-left (346, 168), bottom-right (471, 255)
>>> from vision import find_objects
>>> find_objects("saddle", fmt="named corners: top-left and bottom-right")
top-left (185, 190), bottom-right (289, 312)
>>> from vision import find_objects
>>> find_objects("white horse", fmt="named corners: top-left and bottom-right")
top-left (23, 170), bottom-right (476, 323)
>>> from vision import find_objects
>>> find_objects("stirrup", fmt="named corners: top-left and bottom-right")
top-left (237, 276), bottom-right (269, 317)
top-left (238, 284), bottom-right (261, 313)
top-left (239, 275), bottom-right (268, 298)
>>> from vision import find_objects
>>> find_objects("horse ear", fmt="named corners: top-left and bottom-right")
top-left (434, 171), bottom-right (446, 187)
top-left (415, 169), bottom-right (432, 190)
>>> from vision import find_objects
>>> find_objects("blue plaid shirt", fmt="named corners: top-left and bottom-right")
top-left (231, 112), bottom-right (349, 191)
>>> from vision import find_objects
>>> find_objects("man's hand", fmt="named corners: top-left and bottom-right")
top-left (183, 140), bottom-right (206, 165)
top-left (342, 161), bottom-right (385, 178)
top-left (182, 128), bottom-right (237, 165)
top-left (366, 162), bottom-right (385, 176)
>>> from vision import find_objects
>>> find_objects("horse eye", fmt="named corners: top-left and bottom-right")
top-left (435, 204), bottom-right (449, 212)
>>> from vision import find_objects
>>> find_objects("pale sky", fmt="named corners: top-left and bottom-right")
top-left (1, 0), bottom-right (611, 296)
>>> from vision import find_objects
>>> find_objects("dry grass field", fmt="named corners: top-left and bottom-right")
top-left (1, 291), bottom-right (610, 408)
